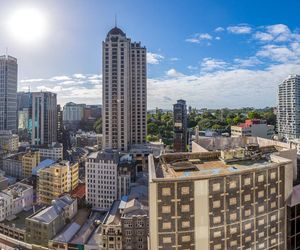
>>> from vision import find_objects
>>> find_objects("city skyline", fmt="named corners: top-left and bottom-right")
top-left (1, 0), bottom-right (300, 109)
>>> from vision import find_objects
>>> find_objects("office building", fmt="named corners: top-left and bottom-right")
top-left (231, 119), bottom-right (275, 139)
top-left (173, 99), bottom-right (188, 152)
top-left (85, 150), bottom-right (119, 210)
top-left (278, 75), bottom-right (300, 140)
top-left (37, 161), bottom-right (79, 204)
top-left (31, 92), bottom-right (57, 145)
top-left (102, 26), bottom-right (147, 151)
top-left (75, 132), bottom-right (102, 148)
top-left (2, 152), bottom-right (24, 179)
top-left (149, 145), bottom-right (294, 249)
top-left (0, 55), bottom-right (17, 132)
top-left (0, 130), bottom-right (19, 152)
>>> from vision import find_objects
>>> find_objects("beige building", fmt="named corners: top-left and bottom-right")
top-left (102, 26), bottom-right (147, 151)
top-left (231, 119), bottom-right (274, 139)
top-left (149, 142), bottom-right (294, 250)
top-left (37, 161), bottom-right (79, 204)
top-left (0, 130), bottom-right (19, 152)
top-left (22, 151), bottom-right (40, 178)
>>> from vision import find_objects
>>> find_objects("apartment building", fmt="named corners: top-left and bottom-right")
top-left (22, 151), bottom-right (40, 178)
top-left (37, 142), bottom-right (63, 161)
top-left (0, 182), bottom-right (33, 221)
top-left (0, 130), bottom-right (19, 152)
top-left (102, 26), bottom-right (147, 151)
top-left (37, 161), bottom-right (79, 204)
top-left (173, 99), bottom-right (188, 152)
top-left (149, 145), bottom-right (294, 249)
top-left (231, 119), bottom-right (274, 139)
top-left (278, 75), bottom-right (300, 140)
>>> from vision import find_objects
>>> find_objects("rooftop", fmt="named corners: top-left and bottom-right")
top-left (154, 146), bottom-right (291, 180)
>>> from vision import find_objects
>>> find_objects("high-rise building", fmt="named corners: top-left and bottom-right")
top-left (173, 99), bottom-right (188, 152)
top-left (102, 26), bottom-right (147, 151)
top-left (57, 104), bottom-right (63, 142)
top-left (278, 75), bottom-right (300, 140)
top-left (0, 55), bottom-right (17, 132)
top-left (149, 147), bottom-right (294, 250)
top-left (31, 92), bottom-right (57, 146)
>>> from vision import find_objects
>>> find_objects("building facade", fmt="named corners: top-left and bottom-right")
top-left (22, 151), bottom-right (40, 178)
top-left (85, 150), bottom-right (119, 210)
top-left (149, 148), bottom-right (294, 250)
top-left (231, 119), bottom-right (275, 139)
top-left (31, 92), bottom-right (57, 145)
top-left (0, 55), bottom-right (17, 132)
top-left (278, 75), bottom-right (300, 140)
top-left (0, 130), bottom-right (19, 152)
top-left (38, 142), bottom-right (63, 161)
top-left (102, 26), bottom-right (147, 151)
top-left (173, 99), bottom-right (188, 152)
top-left (37, 161), bottom-right (79, 204)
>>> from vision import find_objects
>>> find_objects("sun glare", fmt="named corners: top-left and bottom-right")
top-left (7, 7), bottom-right (47, 44)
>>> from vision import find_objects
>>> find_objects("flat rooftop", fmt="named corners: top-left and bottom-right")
top-left (155, 148), bottom-right (291, 180)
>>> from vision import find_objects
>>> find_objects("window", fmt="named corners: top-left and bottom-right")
top-left (244, 194), bottom-right (251, 202)
top-left (270, 187), bottom-right (276, 194)
top-left (230, 227), bottom-right (237, 234)
top-left (213, 183), bottom-right (220, 192)
top-left (213, 200), bottom-right (221, 208)
top-left (163, 237), bottom-right (172, 244)
top-left (230, 213), bottom-right (237, 221)
top-left (162, 222), bottom-right (171, 229)
top-left (181, 187), bottom-right (190, 195)
top-left (162, 206), bottom-right (171, 213)
top-left (162, 188), bottom-right (171, 196)
top-left (182, 221), bottom-right (190, 228)
top-left (213, 216), bottom-right (221, 224)
top-left (229, 197), bottom-right (237, 205)
top-left (229, 181), bottom-right (237, 189)
top-left (182, 235), bottom-right (190, 242)
top-left (258, 190), bottom-right (264, 198)
top-left (181, 205), bottom-right (190, 212)
top-left (258, 174), bottom-right (264, 182)
top-left (244, 177), bottom-right (251, 185)
top-left (213, 231), bottom-right (221, 238)
top-left (270, 172), bottom-right (277, 180)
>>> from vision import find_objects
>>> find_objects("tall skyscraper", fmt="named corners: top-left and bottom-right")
top-left (31, 92), bottom-right (57, 145)
top-left (278, 75), bottom-right (300, 140)
top-left (0, 55), bottom-right (18, 132)
top-left (102, 26), bottom-right (147, 151)
top-left (173, 99), bottom-right (188, 152)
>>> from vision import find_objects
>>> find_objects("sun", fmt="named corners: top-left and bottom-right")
top-left (7, 7), bottom-right (47, 44)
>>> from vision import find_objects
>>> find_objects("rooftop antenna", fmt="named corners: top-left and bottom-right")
top-left (115, 14), bottom-right (117, 27)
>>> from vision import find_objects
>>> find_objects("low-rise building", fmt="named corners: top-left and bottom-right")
top-left (2, 152), bottom-right (25, 179)
top-left (231, 119), bottom-right (275, 139)
top-left (0, 182), bottom-right (33, 221)
top-left (26, 195), bottom-right (77, 247)
top-left (37, 142), bottom-right (63, 161)
top-left (37, 161), bottom-right (79, 204)
top-left (0, 130), bottom-right (19, 152)
top-left (75, 132), bottom-right (102, 148)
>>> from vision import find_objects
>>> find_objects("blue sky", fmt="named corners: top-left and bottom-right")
top-left (1, 0), bottom-right (300, 109)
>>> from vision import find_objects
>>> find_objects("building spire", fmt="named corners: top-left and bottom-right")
top-left (115, 14), bottom-right (117, 27)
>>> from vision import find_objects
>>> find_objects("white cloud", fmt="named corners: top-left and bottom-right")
top-left (165, 69), bottom-right (185, 78)
top-left (256, 44), bottom-right (296, 62)
top-left (233, 57), bottom-right (262, 67)
top-left (50, 75), bottom-right (71, 81)
top-left (215, 27), bottom-right (225, 32)
top-left (227, 25), bottom-right (252, 34)
top-left (201, 58), bottom-right (228, 72)
top-left (147, 52), bottom-right (164, 64)
top-left (253, 31), bottom-right (274, 41)
top-left (73, 73), bottom-right (86, 79)
top-left (170, 57), bottom-right (179, 61)
top-left (187, 65), bottom-right (198, 70)
top-left (186, 33), bottom-right (213, 44)
top-left (215, 36), bottom-right (221, 40)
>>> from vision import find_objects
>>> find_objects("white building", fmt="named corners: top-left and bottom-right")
top-left (231, 119), bottom-right (274, 139)
top-left (0, 130), bottom-right (19, 152)
top-left (0, 182), bottom-right (33, 221)
top-left (0, 55), bottom-right (17, 132)
top-left (63, 102), bottom-right (85, 122)
top-left (38, 142), bottom-right (63, 161)
top-left (278, 75), bottom-right (300, 140)
top-left (85, 150), bottom-right (119, 210)
top-left (102, 26), bottom-right (147, 151)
